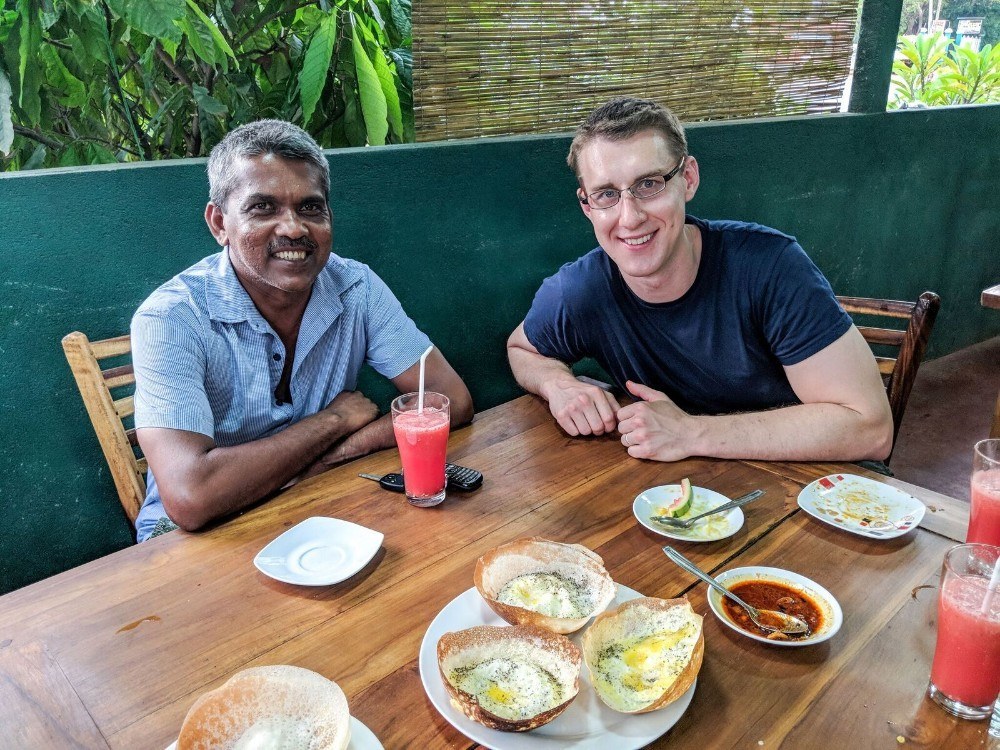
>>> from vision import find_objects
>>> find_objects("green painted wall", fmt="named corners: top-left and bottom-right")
top-left (2, 107), bottom-right (998, 593)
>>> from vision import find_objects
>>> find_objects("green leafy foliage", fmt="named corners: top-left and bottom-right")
top-left (0, 0), bottom-right (412, 169)
top-left (889, 33), bottom-right (1000, 107)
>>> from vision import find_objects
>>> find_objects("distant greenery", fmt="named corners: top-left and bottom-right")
top-left (0, 0), bottom-right (413, 171)
top-left (889, 32), bottom-right (1000, 107)
top-left (899, 1), bottom-right (1000, 46)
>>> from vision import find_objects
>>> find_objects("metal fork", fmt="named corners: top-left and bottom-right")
top-left (649, 489), bottom-right (765, 529)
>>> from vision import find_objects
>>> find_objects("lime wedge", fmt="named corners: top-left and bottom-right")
top-left (660, 478), bottom-right (694, 518)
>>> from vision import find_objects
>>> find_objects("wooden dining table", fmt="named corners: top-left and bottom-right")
top-left (0, 395), bottom-right (991, 749)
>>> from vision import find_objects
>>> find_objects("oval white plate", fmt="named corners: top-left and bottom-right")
top-left (253, 517), bottom-right (383, 586)
top-left (418, 585), bottom-right (696, 750)
top-left (634, 485), bottom-right (744, 542)
top-left (165, 715), bottom-right (382, 750)
top-left (707, 566), bottom-right (843, 647)
top-left (797, 473), bottom-right (925, 540)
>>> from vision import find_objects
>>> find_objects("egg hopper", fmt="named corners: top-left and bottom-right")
top-left (418, 584), bottom-right (696, 750)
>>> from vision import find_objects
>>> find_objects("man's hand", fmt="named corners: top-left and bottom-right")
top-left (507, 321), bottom-right (619, 436)
top-left (543, 376), bottom-right (621, 436)
top-left (616, 380), bottom-right (700, 461)
top-left (324, 390), bottom-right (379, 434)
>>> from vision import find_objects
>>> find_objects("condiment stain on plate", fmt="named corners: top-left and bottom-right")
top-left (633, 485), bottom-right (744, 543)
top-left (797, 474), bottom-right (925, 540)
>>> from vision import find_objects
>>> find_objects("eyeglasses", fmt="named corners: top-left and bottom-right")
top-left (579, 156), bottom-right (687, 210)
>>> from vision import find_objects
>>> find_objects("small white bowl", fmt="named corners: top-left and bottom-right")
top-left (706, 566), bottom-right (842, 647)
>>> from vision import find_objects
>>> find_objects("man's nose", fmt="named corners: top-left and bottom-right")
top-left (275, 208), bottom-right (308, 236)
top-left (617, 192), bottom-right (646, 226)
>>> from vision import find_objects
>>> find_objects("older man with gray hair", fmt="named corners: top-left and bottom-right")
top-left (131, 120), bottom-right (472, 540)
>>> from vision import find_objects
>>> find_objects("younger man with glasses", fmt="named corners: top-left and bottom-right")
top-left (507, 97), bottom-right (893, 463)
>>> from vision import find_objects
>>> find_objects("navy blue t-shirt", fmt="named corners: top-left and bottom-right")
top-left (523, 216), bottom-right (852, 415)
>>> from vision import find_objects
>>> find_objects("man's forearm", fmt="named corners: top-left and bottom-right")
top-left (306, 414), bottom-right (397, 474)
top-left (145, 408), bottom-right (363, 531)
top-left (508, 344), bottom-right (577, 401)
top-left (687, 402), bottom-right (892, 462)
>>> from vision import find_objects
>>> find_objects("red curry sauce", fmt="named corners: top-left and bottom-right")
top-left (722, 580), bottom-right (823, 640)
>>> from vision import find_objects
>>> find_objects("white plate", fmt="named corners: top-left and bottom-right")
top-left (633, 485), bottom-right (745, 542)
top-left (165, 715), bottom-right (382, 750)
top-left (253, 517), bottom-right (383, 586)
top-left (797, 473), bottom-right (925, 540)
top-left (418, 585), bottom-right (696, 750)
top-left (707, 566), bottom-right (843, 647)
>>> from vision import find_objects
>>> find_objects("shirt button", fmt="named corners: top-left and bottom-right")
top-left (273, 353), bottom-right (281, 361)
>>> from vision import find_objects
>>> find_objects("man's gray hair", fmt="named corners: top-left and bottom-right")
top-left (567, 97), bottom-right (687, 181)
top-left (207, 120), bottom-right (330, 210)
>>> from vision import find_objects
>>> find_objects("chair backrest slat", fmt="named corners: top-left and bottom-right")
top-left (838, 297), bottom-right (915, 318)
top-left (89, 334), bottom-right (132, 358)
top-left (113, 395), bottom-right (135, 419)
top-left (62, 331), bottom-right (145, 528)
top-left (836, 291), bottom-right (941, 463)
top-left (855, 326), bottom-right (907, 347)
top-left (874, 357), bottom-right (896, 376)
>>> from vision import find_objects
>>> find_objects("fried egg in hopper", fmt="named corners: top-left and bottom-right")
top-left (437, 624), bottom-right (582, 732)
top-left (583, 597), bottom-right (703, 714)
top-left (177, 665), bottom-right (350, 750)
top-left (474, 537), bottom-right (617, 634)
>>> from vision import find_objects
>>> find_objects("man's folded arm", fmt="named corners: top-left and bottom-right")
top-left (137, 391), bottom-right (378, 531)
top-left (619, 326), bottom-right (894, 462)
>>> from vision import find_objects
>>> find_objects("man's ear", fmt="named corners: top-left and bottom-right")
top-left (577, 188), bottom-right (593, 221)
top-left (682, 156), bottom-right (700, 203)
top-left (204, 202), bottom-right (228, 246)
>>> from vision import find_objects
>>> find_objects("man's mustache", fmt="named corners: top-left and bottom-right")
top-left (269, 237), bottom-right (318, 251)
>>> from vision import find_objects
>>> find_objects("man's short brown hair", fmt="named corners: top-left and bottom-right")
top-left (567, 97), bottom-right (687, 180)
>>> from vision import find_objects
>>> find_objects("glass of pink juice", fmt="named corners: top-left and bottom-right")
top-left (928, 543), bottom-right (1000, 719)
top-left (391, 391), bottom-right (450, 507)
top-left (969, 440), bottom-right (1000, 545)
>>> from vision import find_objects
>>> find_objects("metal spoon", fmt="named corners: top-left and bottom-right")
top-left (650, 489), bottom-right (765, 529)
top-left (662, 546), bottom-right (811, 637)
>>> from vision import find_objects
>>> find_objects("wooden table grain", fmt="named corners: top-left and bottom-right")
top-left (0, 396), bottom-right (991, 749)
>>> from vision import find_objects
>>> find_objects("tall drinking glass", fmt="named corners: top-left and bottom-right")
top-left (391, 392), bottom-right (450, 507)
top-left (927, 543), bottom-right (1000, 719)
top-left (970, 439), bottom-right (1000, 545)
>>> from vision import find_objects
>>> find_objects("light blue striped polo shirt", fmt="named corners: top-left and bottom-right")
top-left (131, 249), bottom-right (431, 540)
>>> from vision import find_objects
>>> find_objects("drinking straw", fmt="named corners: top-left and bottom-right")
top-left (983, 554), bottom-right (1000, 615)
top-left (417, 345), bottom-right (434, 414)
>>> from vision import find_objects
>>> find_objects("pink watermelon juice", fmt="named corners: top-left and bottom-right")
top-left (393, 407), bottom-right (449, 500)
top-left (930, 573), bottom-right (1000, 709)
top-left (968, 469), bottom-right (1000, 545)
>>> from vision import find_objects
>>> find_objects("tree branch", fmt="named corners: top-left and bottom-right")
top-left (234, 1), bottom-right (315, 49)
top-left (156, 44), bottom-right (193, 88)
top-left (13, 125), bottom-right (64, 150)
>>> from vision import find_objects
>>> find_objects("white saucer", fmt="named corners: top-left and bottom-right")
top-left (253, 517), bottom-right (383, 586)
top-left (418, 584), bottom-right (696, 750)
top-left (634, 484), bottom-right (744, 542)
top-left (165, 715), bottom-right (382, 749)
top-left (707, 566), bottom-right (843, 647)
top-left (797, 473), bottom-right (925, 540)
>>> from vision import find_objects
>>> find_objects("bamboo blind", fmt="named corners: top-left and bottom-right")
top-left (413, 1), bottom-right (859, 141)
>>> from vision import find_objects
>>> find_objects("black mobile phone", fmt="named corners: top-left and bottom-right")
top-left (444, 463), bottom-right (484, 491)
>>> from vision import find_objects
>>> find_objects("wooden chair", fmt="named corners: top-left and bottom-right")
top-left (837, 291), bottom-right (941, 462)
top-left (62, 332), bottom-right (146, 525)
